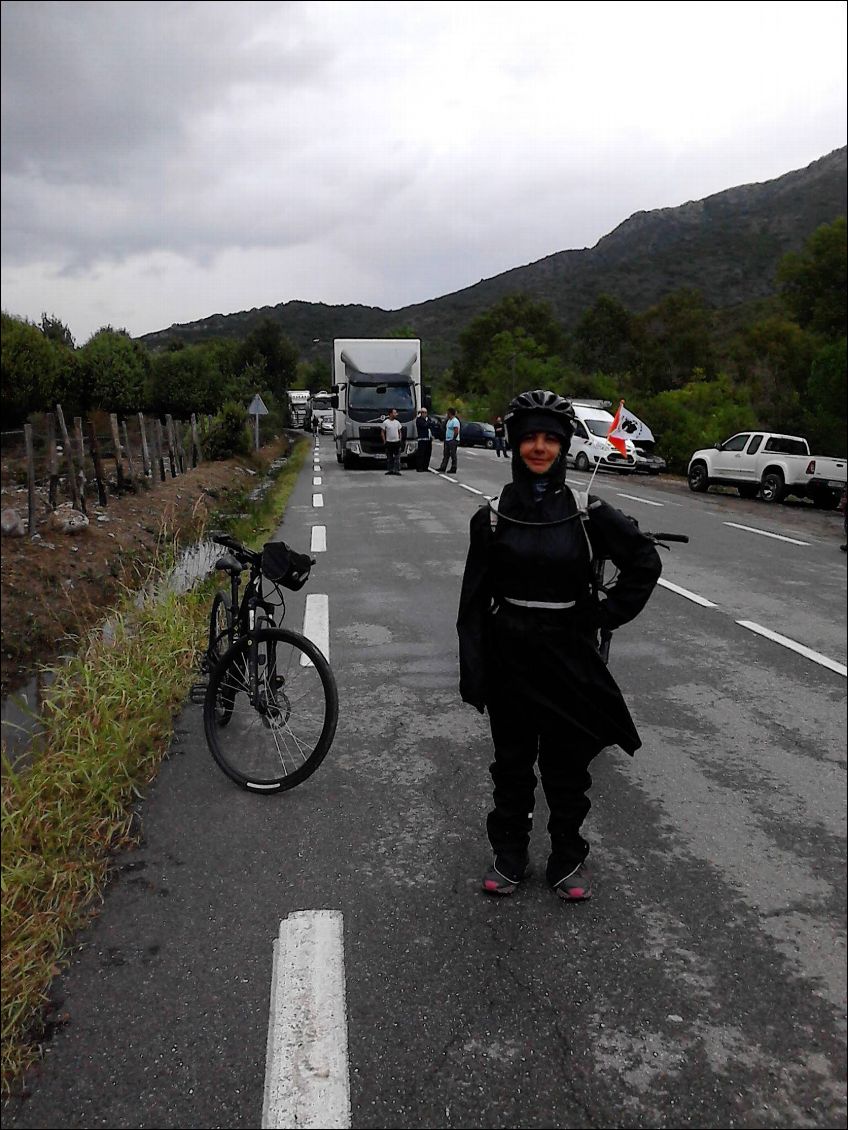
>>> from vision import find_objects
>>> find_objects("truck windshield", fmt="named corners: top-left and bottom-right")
top-left (311, 398), bottom-right (333, 412)
top-left (349, 382), bottom-right (415, 413)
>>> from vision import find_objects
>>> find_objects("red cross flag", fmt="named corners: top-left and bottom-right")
top-left (607, 401), bottom-right (654, 455)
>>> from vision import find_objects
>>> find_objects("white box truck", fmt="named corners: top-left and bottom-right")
top-left (287, 389), bottom-right (311, 428)
top-left (331, 339), bottom-right (425, 468)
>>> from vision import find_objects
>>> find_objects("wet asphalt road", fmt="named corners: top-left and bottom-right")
top-left (4, 442), bottom-right (846, 1129)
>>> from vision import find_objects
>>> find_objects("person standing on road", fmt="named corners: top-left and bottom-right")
top-left (415, 408), bottom-right (435, 472)
top-left (457, 389), bottom-right (662, 901)
top-left (437, 407), bottom-right (460, 474)
top-left (493, 416), bottom-right (507, 457)
top-left (382, 408), bottom-right (404, 476)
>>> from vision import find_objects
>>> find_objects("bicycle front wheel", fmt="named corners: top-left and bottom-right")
top-left (204, 627), bottom-right (338, 792)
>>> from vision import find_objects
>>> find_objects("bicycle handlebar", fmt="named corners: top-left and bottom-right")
top-left (645, 532), bottom-right (689, 544)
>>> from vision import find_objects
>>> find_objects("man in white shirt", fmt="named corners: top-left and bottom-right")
top-left (382, 408), bottom-right (404, 475)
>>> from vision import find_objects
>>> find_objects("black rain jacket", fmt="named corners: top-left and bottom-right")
top-left (456, 481), bottom-right (662, 754)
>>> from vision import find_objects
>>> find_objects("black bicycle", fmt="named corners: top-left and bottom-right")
top-left (594, 525), bottom-right (689, 664)
top-left (196, 533), bottom-right (338, 792)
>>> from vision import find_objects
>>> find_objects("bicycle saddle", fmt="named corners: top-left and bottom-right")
top-left (214, 554), bottom-right (245, 575)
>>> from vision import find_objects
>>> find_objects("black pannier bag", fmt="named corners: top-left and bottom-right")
top-left (262, 541), bottom-right (313, 591)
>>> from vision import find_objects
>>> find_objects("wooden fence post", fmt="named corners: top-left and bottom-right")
top-left (46, 412), bottom-right (59, 510)
top-left (138, 413), bottom-right (152, 481)
top-left (73, 417), bottom-right (87, 514)
top-left (155, 419), bottom-right (168, 481)
top-left (55, 403), bottom-right (82, 510)
top-left (175, 420), bottom-right (188, 473)
top-left (165, 415), bottom-right (179, 477)
top-left (121, 420), bottom-right (138, 491)
top-left (87, 418), bottom-right (108, 506)
top-left (109, 413), bottom-right (126, 491)
top-left (190, 413), bottom-right (204, 466)
top-left (24, 423), bottom-right (36, 536)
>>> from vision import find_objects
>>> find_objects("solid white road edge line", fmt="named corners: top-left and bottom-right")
top-left (460, 484), bottom-right (484, 495)
top-left (657, 578), bottom-right (718, 607)
top-left (724, 522), bottom-right (810, 546)
top-left (301, 593), bottom-right (329, 667)
top-left (311, 526), bottom-right (327, 553)
top-left (312, 494), bottom-right (324, 508)
top-left (617, 493), bottom-right (664, 506)
top-left (262, 910), bottom-right (351, 1130)
top-left (736, 620), bottom-right (847, 677)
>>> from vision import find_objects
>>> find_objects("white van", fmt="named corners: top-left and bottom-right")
top-left (567, 400), bottom-right (636, 474)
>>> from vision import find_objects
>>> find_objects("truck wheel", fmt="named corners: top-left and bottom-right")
top-left (760, 471), bottom-right (785, 503)
top-left (575, 452), bottom-right (590, 473)
top-left (737, 484), bottom-right (759, 499)
top-left (342, 450), bottom-right (356, 470)
top-left (688, 462), bottom-right (709, 492)
top-left (811, 490), bottom-right (839, 510)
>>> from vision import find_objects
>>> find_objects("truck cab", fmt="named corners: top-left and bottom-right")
top-left (331, 339), bottom-right (424, 469)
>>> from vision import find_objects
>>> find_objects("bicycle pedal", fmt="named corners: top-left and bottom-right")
top-left (189, 682), bottom-right (208, 704)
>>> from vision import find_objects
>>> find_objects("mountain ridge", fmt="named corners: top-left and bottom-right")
top-left (139, 147), bottom-right (847, 369)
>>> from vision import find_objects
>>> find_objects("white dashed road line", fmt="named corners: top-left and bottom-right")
top-left (617, 493), bottom-right (664, 506)
top-left (302, 593), bottom-right (330, 666)
top-left (311, 526), bottom-right (327, 553)
top-left (263, 910), bottom-right (351, 1129)
top-left (312, 494), bottom-right (324, 508)
top-left (724, 522), bottom-right (810, 546)
top-left (736, 621), bottom-right (847, 677)
top-left (656, 578), bottom-right (718, 608)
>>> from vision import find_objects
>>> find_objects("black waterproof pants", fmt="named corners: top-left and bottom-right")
top-left (438, 439), bottom-right (458, 472)
top-left (486, 701), bottom-right (600, 879)
top-left (416, 440), bottom-right (432, 471)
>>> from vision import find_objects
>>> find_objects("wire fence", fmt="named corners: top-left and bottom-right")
top-left (1, 407), bottom-right (211, 535)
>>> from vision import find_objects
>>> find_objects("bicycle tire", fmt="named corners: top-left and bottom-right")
top-left (204, 627), bottom-right (338, 792)
top-left (208, 590), bottom-right (234, 664)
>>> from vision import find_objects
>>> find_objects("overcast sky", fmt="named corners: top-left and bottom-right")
top-left (2, 0), bottom-right (846, 345)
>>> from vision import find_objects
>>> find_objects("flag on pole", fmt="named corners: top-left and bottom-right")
top-left (607, 401), bottom-right (654, 455)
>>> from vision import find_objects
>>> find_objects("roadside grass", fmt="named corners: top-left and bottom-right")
top-left (0, 434), bottom-right (310, 1096)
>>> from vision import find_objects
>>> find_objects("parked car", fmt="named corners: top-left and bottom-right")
top-left (459, 421), bottom-right (496, 448)
top-left (632, 441), bottom-right (667, 475)
top-left (319, 416), bottom-right (334, 434)
top-left (428, 414), bottom-right (446, 441)
top-left (687, 431), bottom-right (847, 507)
top-left (566, 402), bottom-right (636, 474)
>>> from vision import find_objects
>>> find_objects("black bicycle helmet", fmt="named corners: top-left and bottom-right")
top-left (504, 389), bottom-right (575, 446)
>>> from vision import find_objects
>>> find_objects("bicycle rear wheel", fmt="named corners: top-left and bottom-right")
top-left (204, 627), bottom-right (338, 792)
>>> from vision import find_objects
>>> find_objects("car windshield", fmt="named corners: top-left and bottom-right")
top-left (349, 382), bottom-right (414, 413)
top-left (584, 417), bottom-right (613, 437)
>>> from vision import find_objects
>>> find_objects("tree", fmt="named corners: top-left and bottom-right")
top-left (571, 294), bottom-right (636, 375)
top-left (147, 344), bottom-right (225, 417)
top-left (455, 294), bottom-right (566, 396)
top-left (635, 288), bottom-right (717, 392)
top-left (78, 329), bottom-right (151, 415)
top-left (729, 317), bottom-right (814, 433)
top-left (235, 319), bottom-right (298, 401)
top-left (643, 373), bottom-right (757, 472)
top-left (777, 218), bottom-right (847, 340)
top-left (1, 313), bottom-right (61, 424)
top-left (804, 337), bottom-right (847, 455)
top-left (40, 312), bottom-right (76, 349)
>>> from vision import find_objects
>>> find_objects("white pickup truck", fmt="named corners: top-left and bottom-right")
top-left (687, 432), bottom-right (847, 508)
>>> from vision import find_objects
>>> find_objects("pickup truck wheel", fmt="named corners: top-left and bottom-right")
top-left (687, 462), bottom-right (709, 492)
top-left (737, 484), bottom-right (759, 499)
top-left (760, 471), bottom-right (785, 503)
top-left (575, 452), bottom-right (591, 473)
top-left (811, 490), bottom-right (839, 510)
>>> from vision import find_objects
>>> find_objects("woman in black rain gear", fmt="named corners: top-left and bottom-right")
top-left (457, 390), bottom-right (662, 900)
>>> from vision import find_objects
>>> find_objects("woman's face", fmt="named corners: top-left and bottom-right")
top-left (519, 431), bottom-right (562, 475)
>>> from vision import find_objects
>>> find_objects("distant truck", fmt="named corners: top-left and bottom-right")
top-left (287, 389), bottom-right (311, 428)
top-left (330, 339), bottom-right (427, 469)
top-left (687, 431), bottom-right (847, 507)
top-left (308, 390), bottom-right (335, 433)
